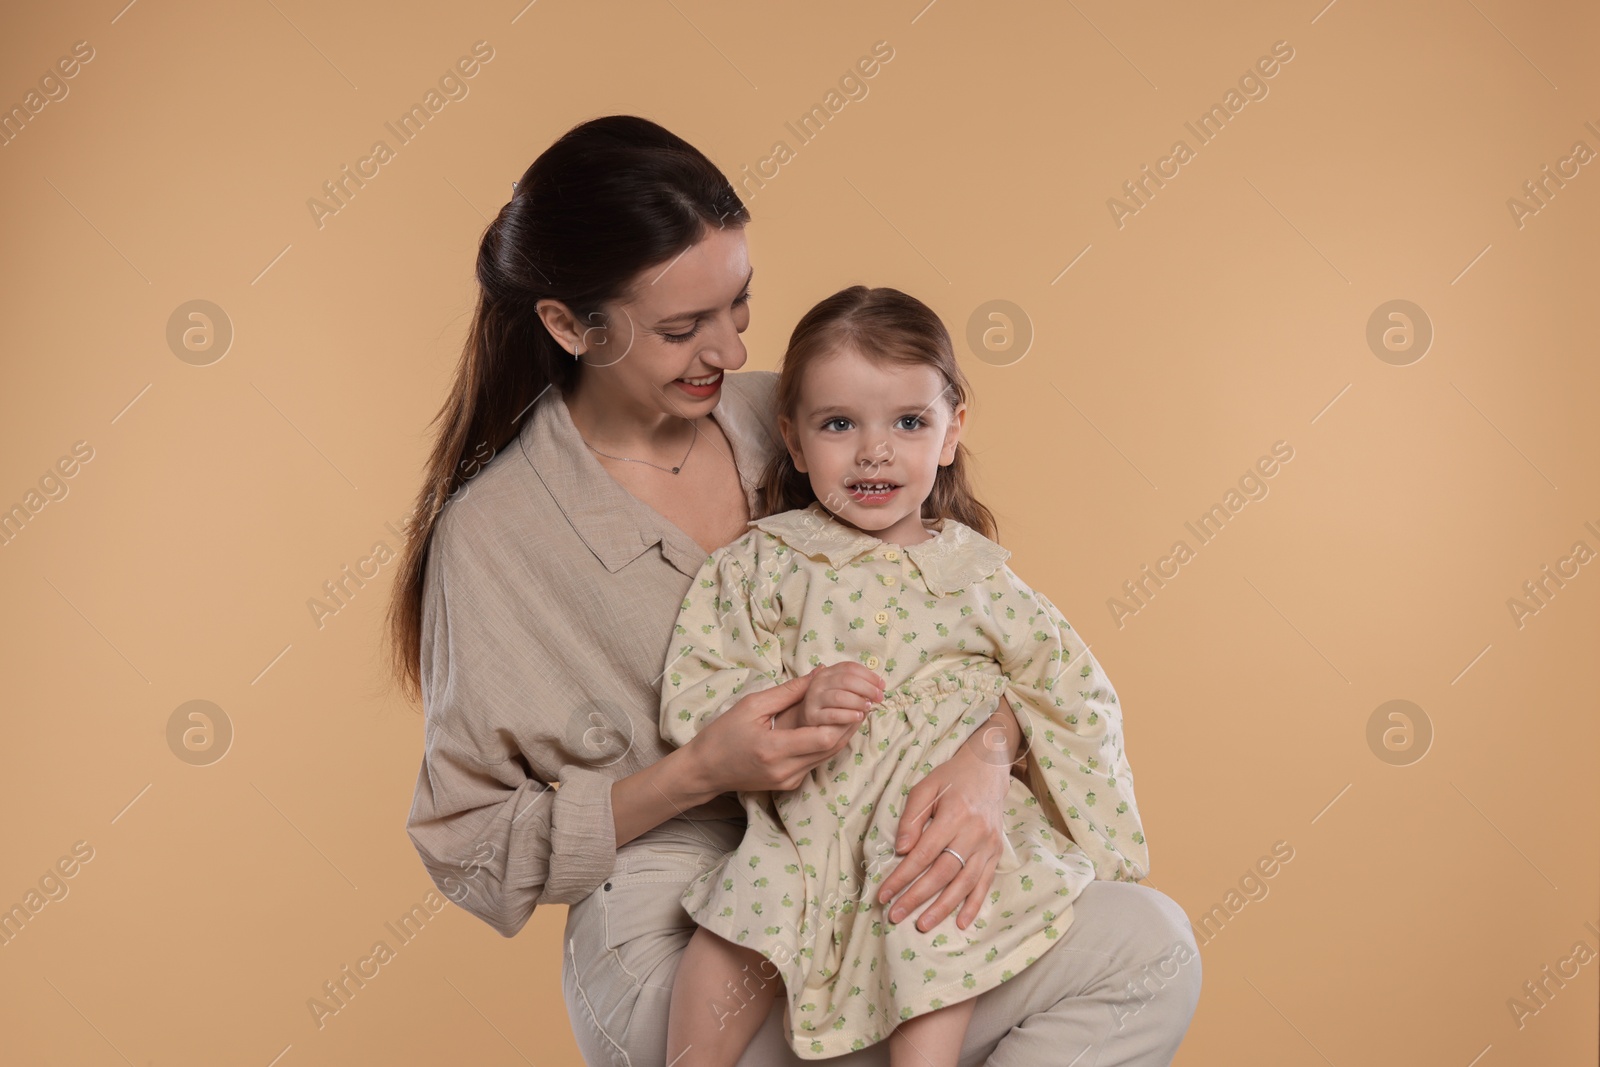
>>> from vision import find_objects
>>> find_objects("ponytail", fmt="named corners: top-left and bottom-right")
top-left (387, 116), bottom-right (749, 701)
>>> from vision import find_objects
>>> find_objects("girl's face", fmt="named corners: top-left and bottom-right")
top-left (551, 223), bottom-right (753, 422)
top-left (780, 347), bottom-right (965, 546)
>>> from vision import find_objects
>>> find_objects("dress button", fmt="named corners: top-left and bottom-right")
top-left (883, 549), bottom-right (899, 561)
top-left (603, 882), bottom-right (612, 891)
top-left (866, 655), bottom-right (880, 669)
top-left (874, 611), bottom-right (889, 624)
top-left (882, 575), bottom-right (897, 587)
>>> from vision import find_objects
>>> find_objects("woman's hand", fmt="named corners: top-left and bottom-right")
top-left (685, 675), bottom-right (860, 796)
top-left (875, 698), bottom-right (1023, 931)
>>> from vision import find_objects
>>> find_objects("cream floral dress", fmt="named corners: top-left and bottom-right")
top-left (660, 504), bottom-right (1149, 1059)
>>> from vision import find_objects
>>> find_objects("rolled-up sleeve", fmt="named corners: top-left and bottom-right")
top-left (404, 502), bottom-right (620, 937)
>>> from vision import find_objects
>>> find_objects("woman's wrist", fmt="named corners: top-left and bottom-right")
top-left (659, 738), bottom-right (722, 807)
top-left (612, 742), bottom-right (723, 850)
top-left (959, 700), bottom-right (1022, 768)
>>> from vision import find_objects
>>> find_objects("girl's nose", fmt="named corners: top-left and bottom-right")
top-left (857, 441), bottom-right (891, 470)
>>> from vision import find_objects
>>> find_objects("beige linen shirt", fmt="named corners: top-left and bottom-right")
top-left (405, 370), bottom-right (782, 937)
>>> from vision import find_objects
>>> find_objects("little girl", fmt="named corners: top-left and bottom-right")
top-left (660, 286), bottom-right (1150, 1065)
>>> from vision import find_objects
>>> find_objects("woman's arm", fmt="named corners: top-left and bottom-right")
top-left (617, 672), bottom-right (856, 846)
top-left (411, 667), bottom-right (851, 938)
top-left (611, 740), bottom-right (717, 849)
top-left (407, 719), bottom-right (615, 936)
top-left (873, 696), bottom-right (1024, 931)
top-left (409, 516), bottom-right (861, 937)
top-left (966, 695), bottom-right (1024, 767)
top-left (407, 503), bottom-right (636, 935)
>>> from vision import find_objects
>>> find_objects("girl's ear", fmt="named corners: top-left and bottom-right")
top-left (939, 402), bottom-right (967, 466)
top-left (779, 414), bottom-right (808, 473)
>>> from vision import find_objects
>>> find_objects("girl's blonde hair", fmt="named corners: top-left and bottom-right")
top-left (759, 285), bottom-right (997, 540)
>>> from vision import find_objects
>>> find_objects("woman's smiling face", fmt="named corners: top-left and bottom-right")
top-left (567, 223), bottom-right (753, 422)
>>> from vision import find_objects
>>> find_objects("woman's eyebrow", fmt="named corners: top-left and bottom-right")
top-left (653, 266), bottom-right (755, 325)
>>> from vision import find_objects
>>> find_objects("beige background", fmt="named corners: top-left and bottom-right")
top-left (2, 1), bottom-right (1596, 1064)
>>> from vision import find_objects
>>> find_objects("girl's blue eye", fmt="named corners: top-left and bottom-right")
top-left (896, 415), bottom-right (924, 430)
top-left (822, 417), bottom-right (852, 432)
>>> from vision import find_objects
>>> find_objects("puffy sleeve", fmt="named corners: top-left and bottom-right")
top-left (405, 505), bottom-right (619, 938)
top-left (985, 567), bottom-right (1150, 882)
top-left (660, 533), bottom-right (787, 747)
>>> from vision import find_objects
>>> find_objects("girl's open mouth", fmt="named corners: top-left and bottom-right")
top-left (846, 481), bottom-right (900, 505)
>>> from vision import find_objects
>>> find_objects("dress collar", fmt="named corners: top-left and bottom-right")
top-left (517, 375), bottom-right (782, 578)
top-left (751, 503), bottom-right (1011, 596)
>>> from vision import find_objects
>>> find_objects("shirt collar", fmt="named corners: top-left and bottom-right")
top-left (751, 503), bottom-right (1011, 596)
top-left (517, 378), bottom-right (780, 578)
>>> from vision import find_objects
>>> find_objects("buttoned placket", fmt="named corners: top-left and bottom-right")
top-left (863, 547), bottom-right (906, 672)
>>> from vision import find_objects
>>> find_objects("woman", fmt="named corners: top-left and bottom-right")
top-left (391, 116), bottom-right (1200, 1066)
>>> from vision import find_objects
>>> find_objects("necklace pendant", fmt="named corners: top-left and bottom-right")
top-left (670, 466), bottom-right (680, 474)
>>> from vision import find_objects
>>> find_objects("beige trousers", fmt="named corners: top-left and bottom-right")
top-left (562, 818), bottom-right (1200, 1066)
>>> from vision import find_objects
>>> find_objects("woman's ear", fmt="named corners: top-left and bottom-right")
top-left (534, 299), bottom-right (583, 354)
top-left (779, 414), bottom-right (808, 473)
top-left (939, 402), bottom-right (967, 466)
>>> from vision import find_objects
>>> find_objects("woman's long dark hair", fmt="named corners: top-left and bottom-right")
top-left (760, 285), bottom-right (997, 540)
top-left (387, 116), bottom-right (748, 702)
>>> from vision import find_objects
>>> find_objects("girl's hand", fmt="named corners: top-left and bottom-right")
top-left (780, 662), bottom-right (884, 730)
top-left (875, 700), bottom-right (1022, 931)
top-left (687, 675), bottom-right (859, 795)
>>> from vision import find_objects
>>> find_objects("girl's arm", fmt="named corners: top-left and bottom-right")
top-left (657, 537), bottom-right (861, 811)
top-left (660, 536), bottom-right (785, 743)
top-left (993, 575), bottom-right (1149, 881)
top-left (876, 559), bottom-right (1150, 930)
